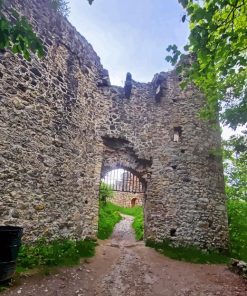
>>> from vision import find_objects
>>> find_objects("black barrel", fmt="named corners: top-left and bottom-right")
top-left (0, 226), bottom-right (23, 283)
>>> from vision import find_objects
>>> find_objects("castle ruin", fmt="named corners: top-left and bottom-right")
top-left (0, 0), bottom-right (229, 250)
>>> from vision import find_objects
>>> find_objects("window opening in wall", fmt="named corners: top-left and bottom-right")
top-left (170, 228), bottom-right (177, 237)
top-left (173, 126), bottom-right (182, 142)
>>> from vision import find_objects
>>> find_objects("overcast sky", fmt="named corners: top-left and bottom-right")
top-left (68, 0), bottom-right (188, 86)
top-left (68, 0), bottom-right (243, 139)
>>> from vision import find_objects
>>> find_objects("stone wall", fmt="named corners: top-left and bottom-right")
top-left (0, 0), bottom-right (105, 241)
top-left (0, 0), bottom-right (229, 249)
top-left (108, 192), bottom-right (143, 208)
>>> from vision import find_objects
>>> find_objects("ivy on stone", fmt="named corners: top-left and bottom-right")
top-left (0, 0), bottom-right (44, 59)
top-left (0, 0), bottom-right (70, 60)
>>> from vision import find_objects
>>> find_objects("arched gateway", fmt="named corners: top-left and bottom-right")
top-left (0, 0), bottom-right (228, 251)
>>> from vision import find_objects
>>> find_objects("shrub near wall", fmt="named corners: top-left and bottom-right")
top-left (228, 199), bottom-right (247, 262)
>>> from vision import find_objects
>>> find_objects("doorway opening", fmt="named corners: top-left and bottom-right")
top-left (131, 198), bottom-right (137, 207)
top-left (101, 168), bottom-right (145, 208)
top-left (98, 136), bottom-right (152, 241)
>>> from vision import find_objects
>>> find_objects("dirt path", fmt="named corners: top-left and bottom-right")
top-left (3, 215), bottom-right (247, 296)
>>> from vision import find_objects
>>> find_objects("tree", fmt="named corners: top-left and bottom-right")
top-left (166, 0), bottom-right (247, 130)
top-left (224, 134), bottom-right (247, 201)
top-left (0, 0), bottom-right (69, 59)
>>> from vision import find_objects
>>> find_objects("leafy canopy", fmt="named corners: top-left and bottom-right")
top-left (166, 0), bottom-right (247, 129)
top-left (0, 0), bottom-right (44, 59)
top-left (0, 0), bottom-right (70, 59)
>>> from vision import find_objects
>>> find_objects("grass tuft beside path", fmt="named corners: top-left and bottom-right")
top-left (97, 202), bottom-right (144, 240)
top-left (146, 240), bottom-right (230, 264)
top-left (97, 202), bottom-right (122, 240)
top-left (109, 203), bottom-right (144, 241)
top-left (17, 239), bottom-right (96, 272)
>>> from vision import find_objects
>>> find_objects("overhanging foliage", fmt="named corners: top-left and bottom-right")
top-left (166, 0), bottom-right (247, 130)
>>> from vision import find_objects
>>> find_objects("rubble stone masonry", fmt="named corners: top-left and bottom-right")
top-left (0, 0), bottom-right (228, 249)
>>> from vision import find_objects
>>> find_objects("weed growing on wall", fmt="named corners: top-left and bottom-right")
top-left (50, 0), bottom-right (70, 16)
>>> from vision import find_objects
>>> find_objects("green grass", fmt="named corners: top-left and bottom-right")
top-left (16, 239), bottom-right (96, 271)
top-left (97, 202), bottom-right (144, 240)
top-left (108, 203), bottom-right (144, 240)
top-left (146, 239), bottom-right (230, 264)
top-left (0, 239), bottom-right (96, 292)
top-left (146, 200), bottom-right (247, 264)
top-left (0, 287), bottom-right (8, 293)
top-left (98, 200), bottom-right (247, 262)
top-left (0, 239), bottom-right (97, 292)
top-left (228, 199), bottom-right (247, 262)
top-left (97, 202), bottom-right (122, 239)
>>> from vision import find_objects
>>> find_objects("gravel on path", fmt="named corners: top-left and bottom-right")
top-left (2, 214), bottom-right (247, 296)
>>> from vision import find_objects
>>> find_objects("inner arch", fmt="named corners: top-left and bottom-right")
top-left (102, 168), bottom-right (146, 193)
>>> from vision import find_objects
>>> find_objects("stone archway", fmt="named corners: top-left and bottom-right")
top-left (99, 136), bottom-right (152, 235)
top-left (100, 136), bottom-right (152, 181)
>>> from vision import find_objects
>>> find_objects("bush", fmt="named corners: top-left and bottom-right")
top-left (228, 199), bottom-right (247, 262)
top-left (17, 239), bottom-right (96, 271)
top-left (99, 182), bottom-right (114, 204)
